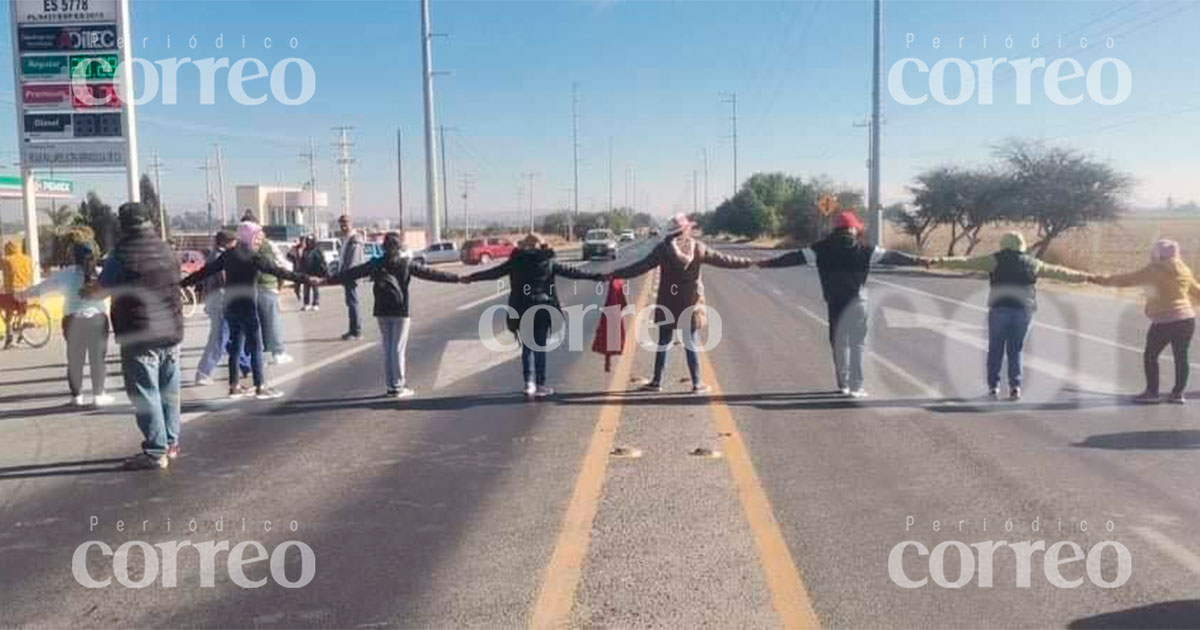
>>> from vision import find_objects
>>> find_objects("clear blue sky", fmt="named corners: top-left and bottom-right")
top-left (2, 0), bottom-right (1198, 225)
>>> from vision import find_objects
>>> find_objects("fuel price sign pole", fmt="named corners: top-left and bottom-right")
top-left (9, 0), bottom-right (140, 279)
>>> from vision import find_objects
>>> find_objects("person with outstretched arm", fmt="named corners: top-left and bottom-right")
top-left (1095, 239), bottom-right (1200, 404)
top-left (611, 212), bottom-right (754, 395)
top-left (182, 221), bottom-right (312, 400)
top-left (325, 232), bottom-right (462, 399)
top-left (462, 233), bottom-right (604, 400)
top-left (757, 210), bottom-right (927, 398)
top-left (928, 231), bottom-right (1094, 400)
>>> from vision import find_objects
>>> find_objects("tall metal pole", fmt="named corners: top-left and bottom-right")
top-left (692, 170), bottom-right (698, 214)
top-left (570, 83), bottom-right (579, 241)
top-left (332, 125), bottom-right (355, 217)
top-left (214, 144), bottom-right (228, 225)
top-left (118, 0), bottom-right (140, 205)
top-left (869, 0), bottom-right (884, 244)
top-left (150, 149), bottom-right (165, 238)
top-left (607, 137), bottom-right (613, 213)
top-left (702, 147), bottom-right (709, 212)
top-left (438, 125), bottom-right (450, 233)
top-left (721, 92), bottom-right (738, 194)
top-left (199, 158), bottom-right (214, 232)
top-left (420, 0), bottom-right (443, 243)
top-left (396, 128), bottom-right (405, 231)
top-left (308, 138), bottom-right (318, 235)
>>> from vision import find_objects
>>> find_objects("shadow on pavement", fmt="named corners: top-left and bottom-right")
top-left (1073, 430), bottom-right (1200, 450)
top-left (1068, 600), bottom-right (1200, 629)
top-left (0, 457), bottom-right (127, 480)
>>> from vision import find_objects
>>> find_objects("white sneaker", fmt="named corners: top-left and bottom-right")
top-left (523, 382), bottom-right (537, 399)
top-left (195, 374), bottom-right (213, 386)
top-left (312, 305), bottom-right (320, 311)
top-left (394, 387), bottom-right (415, 399)
top-left (71, 394), bottom-right (85, 407)
top-left (848, 389), bottom-right (869, 399)
top-left (272, 353), bottom-right (295, 365)
top-left (300, 305), bottom-right (310, 312)
top-left (837, 387), bottom-right (851, 396)
top-left (535, 385), bottom-right (555, 398)
top-left (92, 393), bottom-right (115, 407)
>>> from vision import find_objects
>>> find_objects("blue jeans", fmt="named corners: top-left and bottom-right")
top-left (227, 300), bottom-right (265, 387)
top-left (829, 299), bottom-right (869, 391)
top-left (343, 282), bottom-right (361, 336)
top-left (987, 306), bottom-right (1032, 389)
top-left (196, 294), bottom-right (226, 380)
top-left (256, 289), bottom-right (285, 355)
top-left (519, 315), bottom-right (551, 386)
top-left (651, 322), bottom-right (700, 387)
top-left (120, 345), bottom-right (181, 457)
top-left (378, 316), bottom-right (411, 390)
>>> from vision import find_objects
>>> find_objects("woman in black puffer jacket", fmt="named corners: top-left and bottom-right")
top-left (463, 233), bottom-right (604, 399)
top-left (325, 232), bottom-right (462, 399)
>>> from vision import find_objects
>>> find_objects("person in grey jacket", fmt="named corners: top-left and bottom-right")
top-left (337, 214), bottom-right (367, 340)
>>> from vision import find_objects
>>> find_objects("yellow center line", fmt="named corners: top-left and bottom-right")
top-left (529, 275), bottom-right (655, 630)
top-left (699, 352), bottom-right (822, 630)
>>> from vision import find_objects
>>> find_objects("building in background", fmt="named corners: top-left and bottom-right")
top-left (235, 184), bottom-right (328, 235)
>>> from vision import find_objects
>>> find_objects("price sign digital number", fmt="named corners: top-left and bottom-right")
top-left (68, 54), bottom-right (118, 79)
top-left (71, 112), bottom-right (122, 137)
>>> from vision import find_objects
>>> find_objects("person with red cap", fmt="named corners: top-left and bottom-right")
top-left (758, 210), bottom-right (927, 398)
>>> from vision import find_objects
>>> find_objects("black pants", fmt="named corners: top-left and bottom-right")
top-left (1144, 318), bottom-right (1195, 395)
top-left (63, 314), bottom-right (110, 396)
top-left (226, 300), bottom-right (265, 387)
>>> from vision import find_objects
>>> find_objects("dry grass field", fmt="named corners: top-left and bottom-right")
top-left (883, 215), bottom-right (1200, 275)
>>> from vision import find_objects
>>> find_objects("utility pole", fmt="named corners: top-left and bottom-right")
top-left (213, 144), bottom-right (228, 225)
top-left (299, 138), bottom-right (319, 235)
top-left (396, 128), bottom-right (405, 231)
top-left (607, 137), bottom-right (614, 213)
top-left (720, 92), bottom-right (738, 194)
top-left (199, 157), bottom-right (215, 232)
top-left (868, 0), bottom-right (884, 244)
top-left (523, 172), bottom-right (537, 232)
top-left (149, 149), bottom-right (166, 238)
top-left (692, 169), bottom-right (699, 214)
top-left (331, 125), bottom-right (356, 218)
top-left (702, 147), bottom-right (709, 212)
top-left (460, 173), bottom-right (474, 237)
top-left (420, 0), bottom-right (443, 243)
top-left (569, 82), bottom-right (579, 241)
top-left (438, 125), bottom-right (456, 234)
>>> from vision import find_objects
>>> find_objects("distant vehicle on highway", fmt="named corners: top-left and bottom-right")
top-left (461, 237), bottom-right (515, 265)
top-left (582, 229), bottom-right (618, 260)
top-left (618, 230), bottom-right (636, 242)
top-left (328, 241), bottom-right (383, 275)
top-left (649, 228), bottom-right (661, 237)
top-left (414, 241), bottom-right (460, 265)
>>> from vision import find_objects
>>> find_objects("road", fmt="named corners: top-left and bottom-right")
top-left (1, 240), bottom-right (1198, 629)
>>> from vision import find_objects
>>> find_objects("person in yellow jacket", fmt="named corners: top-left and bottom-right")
top-left (2, 240), bottom-right (34, 349)
top-left (929, 232), bottom-right (1096, 400)
top-left (1097, 239), bottom-right (1200, 404)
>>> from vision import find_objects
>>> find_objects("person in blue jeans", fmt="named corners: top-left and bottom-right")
top-left (337, 215), bottom-right (366, 340)
top-left (931, 232), bottom-right (1095, 400)
top-left (93, 202), bottom-right (185, 470)
top-left (183, 222), bottom-right (311, 400)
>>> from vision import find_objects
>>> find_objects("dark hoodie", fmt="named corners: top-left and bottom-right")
top-left (181, 246), bottom-right (306, 308)
top-left (328, 254), bottom-right (459, 318)
top-left (760, 229), bottom-right (922, 310)
top-left (464, 247), bottom-right (603, 331)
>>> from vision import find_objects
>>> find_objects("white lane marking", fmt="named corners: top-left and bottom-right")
top-left (432, 338), bottom-right (519, 390)
top-left (181, 342), bottom-right (374, 424)
top-left (871, 277), bottom-right (1200, 370)
top-left (880, 306), bottom-right (1118, 394)
top-left (455, 291), bottom-right (506, 312)
top-left (794, 303), bottom-right (942, 398)
top-left (1132, 526), bottom-right (1200, 576)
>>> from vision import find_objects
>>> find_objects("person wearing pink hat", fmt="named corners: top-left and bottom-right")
top-left (611, 212), bottom-right (754, 395)
top-left (1097, 239), bottom-right (1200, 404)
top-left (758, 210), bottom-right (928, 398)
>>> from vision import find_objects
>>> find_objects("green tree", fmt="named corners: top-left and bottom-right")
top-left (996, 140), bottom-right (1131, 257)
top-left (75, 191), bottom-right (117, 254)
top-left (140, 174), bottom-right (167, 236)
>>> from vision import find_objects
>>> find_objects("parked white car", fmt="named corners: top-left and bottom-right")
top-left (415, 241), bottom-right (460, 265)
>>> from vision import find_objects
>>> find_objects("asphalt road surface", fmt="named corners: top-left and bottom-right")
top-left (1, 240), bottom-right (1198, 629)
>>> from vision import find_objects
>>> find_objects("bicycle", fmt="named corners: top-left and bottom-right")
top-left (0, 294), bottom-right (52, 349)
top-left (181, 285), bottom-right (200, 319)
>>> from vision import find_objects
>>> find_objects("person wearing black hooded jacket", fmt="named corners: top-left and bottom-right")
top-left (758, 210), bottom-right (927, 398)
top-left (181, 222), bottom-right (310, 400)
top-left (325, 232), bottom-right (462, 398)
top-left (462, 233), bottom-right (604, 399)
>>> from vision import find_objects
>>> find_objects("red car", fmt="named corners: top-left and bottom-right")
top-left (461, 237), bottom-right (515, 265)
top-left (179, 249), bottom-right (206, 275)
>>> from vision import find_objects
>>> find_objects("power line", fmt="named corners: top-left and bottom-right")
top-left (719, 92), bottom-right (739, 194)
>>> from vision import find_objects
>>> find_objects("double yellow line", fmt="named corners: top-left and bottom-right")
top-left (530, 276), bottom-right (819, 629)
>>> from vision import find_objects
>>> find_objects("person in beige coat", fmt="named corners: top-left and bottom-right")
top-left (612, 213), bottom-right (753, 394)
